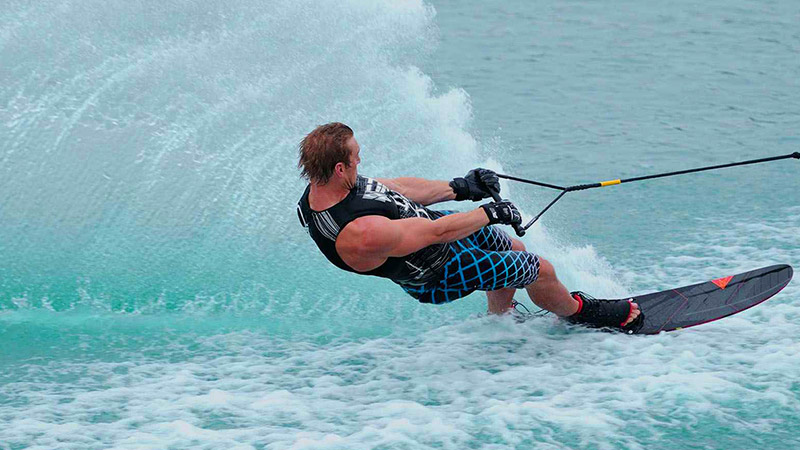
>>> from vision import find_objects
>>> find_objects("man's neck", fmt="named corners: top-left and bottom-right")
top-left (308, 180), bottom-right (352, 211)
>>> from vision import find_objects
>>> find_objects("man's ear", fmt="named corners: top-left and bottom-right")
top-left (334, 162), bottom-right (346, 178)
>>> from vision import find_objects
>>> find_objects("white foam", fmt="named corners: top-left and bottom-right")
top-left (2, 0), bottom-right (799, 449)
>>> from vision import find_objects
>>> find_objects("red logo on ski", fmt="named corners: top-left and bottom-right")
top-left (711, 275), bottom-right (734, 290)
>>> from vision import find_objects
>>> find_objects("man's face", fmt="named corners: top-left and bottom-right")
top-left (342, 136), bottom-right (361, 187)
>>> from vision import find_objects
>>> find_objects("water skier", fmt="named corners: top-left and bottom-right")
top-left (297, 123), bottom-right (641, 330)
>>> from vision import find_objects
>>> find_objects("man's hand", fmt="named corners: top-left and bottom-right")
top-left (450, 168), bottom-right (500, 201)
top-left (480, 201), bottom-right (522, 226)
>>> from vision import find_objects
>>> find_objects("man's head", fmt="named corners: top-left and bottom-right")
top-left (298, 122), bottom-right (360, 187)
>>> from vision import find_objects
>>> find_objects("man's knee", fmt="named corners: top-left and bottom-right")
top-left (511, 238), bottom-right (526, 252)
top-left (536, 257), bottom-right (555, 282)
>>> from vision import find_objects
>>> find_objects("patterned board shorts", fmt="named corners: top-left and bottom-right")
top-left (402, 214), bottom-right (541, 304)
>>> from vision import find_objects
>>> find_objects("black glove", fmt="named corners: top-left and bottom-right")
top-left (480, 201), bottom-right (522, 226)
top-left (450, 168), bottom-right (500, 201)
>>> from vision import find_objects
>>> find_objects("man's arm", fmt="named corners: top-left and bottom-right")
top-left (336, 201), bottom-right (520, 273)
top-left (336, 208), bottom-right (489, 272)
top-left (377, 169), bottom-right (501, 206)
top-left (375, 177), bottom-right (455, 206)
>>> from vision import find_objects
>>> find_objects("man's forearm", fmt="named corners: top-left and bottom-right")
top-left (376, 177), bottom-right (456, 206)
top-left (430, 208), bottom-right (490, 243)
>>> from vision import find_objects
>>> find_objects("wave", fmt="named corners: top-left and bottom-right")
top-left (0, 0), bottom-right (620, 316)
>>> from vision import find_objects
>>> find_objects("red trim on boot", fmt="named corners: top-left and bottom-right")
top-left (572, 293), bottom-right (584, 314)
top-left (620, 299), bottom-right (634, 327)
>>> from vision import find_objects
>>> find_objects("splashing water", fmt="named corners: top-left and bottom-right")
top-left (2, 0), bottom-right (799, 449)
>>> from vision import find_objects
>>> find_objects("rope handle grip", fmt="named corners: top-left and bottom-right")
top-left (488, 188), bottom-right (526, 237)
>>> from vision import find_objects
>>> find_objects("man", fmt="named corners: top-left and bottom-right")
top-left (296, 123), bottom-right (641, 330)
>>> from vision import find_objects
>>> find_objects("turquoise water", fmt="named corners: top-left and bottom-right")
top-left (1, 0), bottom-right (799, 448)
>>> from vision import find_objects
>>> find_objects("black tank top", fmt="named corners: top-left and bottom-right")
top-left (297, 176), bottom-right (453, 287)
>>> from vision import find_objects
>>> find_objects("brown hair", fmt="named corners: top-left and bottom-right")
top-left (298, 122), bottom-right (354, 184)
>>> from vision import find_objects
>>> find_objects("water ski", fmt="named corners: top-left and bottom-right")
top-left (612, 264), bottom-right (792, 334)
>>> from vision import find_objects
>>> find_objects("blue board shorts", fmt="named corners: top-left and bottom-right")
top-left (401, 212), bottom-right (540, 304)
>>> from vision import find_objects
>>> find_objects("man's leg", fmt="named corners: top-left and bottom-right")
top-left (524, 257), bottom-right (579, 316)
top-left (524, 256), bottom-right (641, 325)
top-left (486, 238), bottom-right (524, 314)
top-left (487, 239), bottom-right (579, 316)
top-left (487, 239), bottom-right (639, 324)
top-left (442, 227), bottom-right (639, 325)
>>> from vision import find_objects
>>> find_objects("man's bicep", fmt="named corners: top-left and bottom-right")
top-left (355, 216), bottom-right (438, 258)
top-left (381, 218), bottom-right (440, 257)
top-left (374, 177), bottom-right (405, 193)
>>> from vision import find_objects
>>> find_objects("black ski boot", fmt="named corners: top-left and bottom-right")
top-left (566, 291), bottom-right (644, 334)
